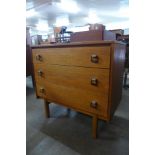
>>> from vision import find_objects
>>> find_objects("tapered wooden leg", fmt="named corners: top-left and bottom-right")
top-left (44, 100), bottom-right (50, 118)
top-left (92, 115), bottom-right (98, 138)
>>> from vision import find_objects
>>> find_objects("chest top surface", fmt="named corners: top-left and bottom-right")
top-left (31, 40), bottom-right (125, 49)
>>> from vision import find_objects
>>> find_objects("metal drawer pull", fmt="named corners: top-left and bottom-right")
top-left (38, 70), bottom-right (43, 76)
top-left (90, 101), bottom-right (98, 109)
top-left (40, 88), bottom-right (45, 93)
top-left (91, 78), bottom-right (98, 85)
top-left (91, 54), bottom-right (99, 63)
top-left (36, 54), bottom-right (43, 61)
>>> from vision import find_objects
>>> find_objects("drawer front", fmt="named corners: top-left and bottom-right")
top-left (32, 46), bottom-right (110, 68)
top-left (36, 81), bottom-right (109, 117)
top-left (35, 82), bottom-right (45, 98)
top-left (34, 64), bottom-right (109, 94)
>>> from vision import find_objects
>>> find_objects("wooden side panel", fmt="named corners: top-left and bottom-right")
top-left (108, 43), bottom-right (126, 120)
top-left (32, 46), bottom-right (110, 68)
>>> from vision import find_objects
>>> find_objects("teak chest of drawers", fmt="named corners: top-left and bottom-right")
top-left (32, 41), bottom-right (125, 138)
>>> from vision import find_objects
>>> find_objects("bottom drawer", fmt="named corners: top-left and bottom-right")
top-left (36, 81), bottom-right (109, 117)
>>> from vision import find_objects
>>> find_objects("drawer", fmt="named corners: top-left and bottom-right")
top-left (34, 64), bottom-right (109, 94)
top-left (36, 81), bottom-right (109, 117)
top-left (32, 46), bottom-right (110, 68)
top-left (35, 82), bottom-right (45, 98)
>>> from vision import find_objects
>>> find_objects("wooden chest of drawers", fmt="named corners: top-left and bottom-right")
top-left (32, 41), bottom-right (125, 138)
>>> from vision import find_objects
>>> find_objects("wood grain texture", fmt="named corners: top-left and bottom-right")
top-left (36, 80), bottom-right (109, 117)
top-left (32, 46), bottom-right (110, 68)
top-left (92, 115), bottom-right (98, 138)
top-left (34, 64), bottom-right (109, 94)
top-left (32, 41), bottom-right (126, 138)
top-left (31, 40), bottom-right (125, 48)
top-left (108, 43), bottom-right (126, 120)
top-left (35, 82), bottom-right (45, 98)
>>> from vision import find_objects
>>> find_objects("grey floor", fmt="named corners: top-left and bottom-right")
top-left (26, 76), bottom-right (129, 155)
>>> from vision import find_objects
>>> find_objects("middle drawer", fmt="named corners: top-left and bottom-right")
top-left (34, 64), bottom-right (110, 94)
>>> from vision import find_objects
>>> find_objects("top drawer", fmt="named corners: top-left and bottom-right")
top-left (32, 46), bottom-right (110, 68)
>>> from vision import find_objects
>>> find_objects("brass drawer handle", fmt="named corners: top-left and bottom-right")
top-left (36, 54), bottom-right (43, 61)
top-left (91, 54), bottom-right (99, 63)
top-left (38, 70), bottom-right (43, 76)
top-left (91, 78), bottom-right (98, 85)
top-left (90, 101), bottom-right (98, 109)
top-left (40, 87), bottom-right (45, 93)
